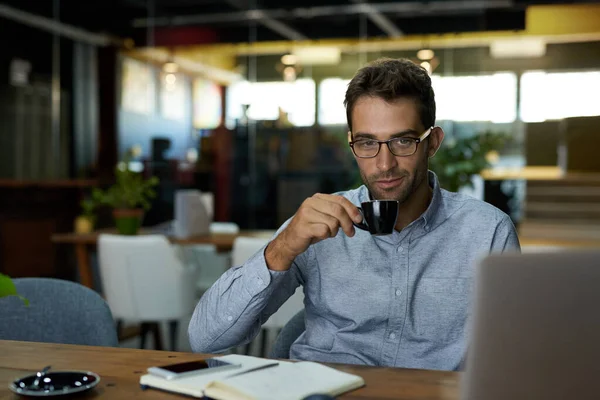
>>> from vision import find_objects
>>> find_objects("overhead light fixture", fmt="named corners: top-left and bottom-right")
top-left (163, 70), bottom-right (178, 92)
top-left (163, 61), bottom-right (179, 74)
top-left (186, 148), bottom-right (199, 163)
top-left (292, 47), bottom-right (341, 65)
top-left (411, 56), bottom-right (439, 75)
top-left (283, 66), bottom-right (297, 82)
top-left (281, 54), bottom-right (297, 65)
top-left (276, 61), bottom-right (303, 82)
top-left (163, 49), bottom-right (179, 73)
top-left (420, 61), bottom-right (432, 74)
top-left (412, 47), bottom-right (439, 75)
top-left (490, 38), bottom-right (546, 59)
top-left (165, 73), bottom-right (177, 85)
top-left (417, 49), bottom-right (435, 61)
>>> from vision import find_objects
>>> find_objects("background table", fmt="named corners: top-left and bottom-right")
top-left (51, 229), bottom-right (276, 289)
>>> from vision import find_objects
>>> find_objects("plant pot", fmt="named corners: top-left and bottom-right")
top-left (74, 216), bottom-right (94, 234)
top-left (113, 209), bottom-right (144, 235)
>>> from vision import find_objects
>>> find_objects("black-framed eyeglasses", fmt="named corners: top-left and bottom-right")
top-left (349, 127), bottom-right (433, 158)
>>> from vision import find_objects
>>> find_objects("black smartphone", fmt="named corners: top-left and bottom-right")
top-left (147, 359), bottom-right (241, 380)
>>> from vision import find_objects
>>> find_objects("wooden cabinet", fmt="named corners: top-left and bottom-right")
top-left (0, 182), bottom-right (94, 279)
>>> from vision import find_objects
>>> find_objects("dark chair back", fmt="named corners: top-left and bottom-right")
top-left (270, 310), bottom-right (305, 359)
top-left (0, 278), bottom-right (118, 347)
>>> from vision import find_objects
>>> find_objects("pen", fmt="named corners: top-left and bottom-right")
top-left (225, 362), bottom-right (279, 378)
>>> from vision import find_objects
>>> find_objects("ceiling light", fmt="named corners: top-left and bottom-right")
top-left (417, 49), bottom-right (435, 61)
top-left (165, 73), bottom-right (177, 85)
top-left (292, 47), bottom-right (341, 65)
top-left (163, 61), bottom-right (179, 73)
top-left (490, 39), bottom-right (546, 59)
top-left (186, 148), bottom-right (199, 163)
top-left (420, 61), bottom-right (432, 74)
top-left (281, 54), bottom-right (297, 65)
top-left (283, 66), bottom-right (297, 82)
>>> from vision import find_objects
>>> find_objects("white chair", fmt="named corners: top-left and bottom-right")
top-left (231, 236), bottom-right (271, 266)
top-left (97, 234), bottom-right (199, 351)
top-left (210, 222), bottom-right (240, 234)
top-left (179, 222), bottom-right (241, 295)
top-left (180, 243), bottom-right (230, 295)
top-left (232, 236), bottom-right (305, 357)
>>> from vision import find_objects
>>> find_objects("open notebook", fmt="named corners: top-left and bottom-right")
top-left (140, 354), bottom-right (365, 400)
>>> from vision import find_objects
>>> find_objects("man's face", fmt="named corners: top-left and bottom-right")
top-left (349, 96), bottom-right (441, 204)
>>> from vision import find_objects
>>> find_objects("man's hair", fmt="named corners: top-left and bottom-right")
top-left (344, 58), bottom-right (436, 132)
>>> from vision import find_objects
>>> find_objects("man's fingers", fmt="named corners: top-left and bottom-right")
top-left (311, 195), bottom-right (358, 237)
top-left (333, 196), bottom-right (364, 224)
top-left (310, 208), bottom-right (345, 238)
top-left (309, 223), bottom-right (332, 241)
top-left (314, 193), bottom-right (362, 223)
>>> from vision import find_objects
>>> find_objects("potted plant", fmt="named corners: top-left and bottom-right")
top-left (0, 273), bottom-right (28, 305)
top-left (429, 130), bottom-right (510, 192)
top-left (92, 157), bottom-right (159, 235)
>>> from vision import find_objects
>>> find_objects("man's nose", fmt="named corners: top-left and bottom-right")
top-left (376, 143), bottom-right (398, 171)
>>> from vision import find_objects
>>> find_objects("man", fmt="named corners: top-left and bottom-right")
top-left (188, 58), bottom-right (520, 371)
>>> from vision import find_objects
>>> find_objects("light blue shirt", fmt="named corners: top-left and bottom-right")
top-left (188, 171), bottom-right (520, 370)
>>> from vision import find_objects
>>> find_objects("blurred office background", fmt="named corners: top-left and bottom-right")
top-left (1, 0), bottom-right (599, 351)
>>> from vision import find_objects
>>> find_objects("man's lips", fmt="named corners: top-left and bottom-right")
top-left (375, 177), bottom-right (403, 189)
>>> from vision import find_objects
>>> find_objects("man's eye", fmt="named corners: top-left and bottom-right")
top-left (356, 140), bottom-right (377, 148)
top-left (395, 138), bottom-right (413, 146)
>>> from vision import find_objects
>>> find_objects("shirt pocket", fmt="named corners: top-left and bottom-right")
top-left (416, 277), bottom-right (472, 344)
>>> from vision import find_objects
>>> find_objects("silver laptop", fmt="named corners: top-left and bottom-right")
top-left (462, 250), bottom-right (600, 400)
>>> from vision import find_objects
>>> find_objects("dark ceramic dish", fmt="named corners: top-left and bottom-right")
top-left (9, 371), bottom-right (100, 397)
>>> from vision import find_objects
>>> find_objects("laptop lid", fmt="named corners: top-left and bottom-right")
top-left (462, 250), bottom-right (600, 400)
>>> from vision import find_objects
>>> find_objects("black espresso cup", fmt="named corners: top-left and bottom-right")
top-left (353, 200), bottom-right (399, 235)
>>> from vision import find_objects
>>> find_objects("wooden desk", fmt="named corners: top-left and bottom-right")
top-left (51, 230), bottom-right (276, 289)
top-left (0, 340), bottom-right (459, 399)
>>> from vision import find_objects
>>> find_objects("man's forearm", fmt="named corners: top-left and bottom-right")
top-left (265, 234), bottom-right (298, 272)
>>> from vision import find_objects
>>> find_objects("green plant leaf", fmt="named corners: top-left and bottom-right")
top-left (0, 273), bottom-right (17, 297)
top-left (0, 273), bottom-right (29, 306)
top-left (91, 158), bottom-right (159, 211)
top-left (430, 130), bottom-right (511, 192)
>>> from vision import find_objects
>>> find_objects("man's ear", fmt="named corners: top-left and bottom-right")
top-left (347, 130), bottom-right (353, 144)
top-left (428, 126), bottom-right (445, 158)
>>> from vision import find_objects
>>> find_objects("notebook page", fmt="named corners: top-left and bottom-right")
top-left (139, 355), bottom-right (290, 396)
top-left (204, 361), bottom-right (365, 400)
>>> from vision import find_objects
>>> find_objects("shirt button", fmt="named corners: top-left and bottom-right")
top-left (389, 333), bottom-right (396, 340)
top-left (397, 246), bottom-right (404, 253)
top-left (395, 289), bottom-right (402, 296)
top-left (227, 315), bottom-right (233, 322)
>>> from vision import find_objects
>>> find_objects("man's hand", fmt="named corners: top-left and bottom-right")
top-left (265, 194), bottom-right (363, 271)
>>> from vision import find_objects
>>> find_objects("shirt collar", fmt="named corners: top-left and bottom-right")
top-left (422, 170), bottom-right (442, 229)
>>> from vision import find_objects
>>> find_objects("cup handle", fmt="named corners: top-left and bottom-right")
top-left (353, 207), bottom-right (369, 231)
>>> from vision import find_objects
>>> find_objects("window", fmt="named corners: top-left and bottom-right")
top-left (121, 57), bottom-right (155, 115)
top-left (226, 79), bottom-right (315, 127)
top-left (432, 73), bottom-right (517, 123)
top-left (520, 70), bottom-right (600, 122)
top-left (161, 72), bottom-right (186, 121)
top-left (318, 78), bottom-right (350, 125)
top-left (317, 73), bottom-right (517, 125)
top-left (193, 78), bottom-right (222, 129)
